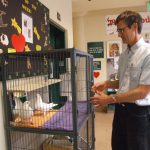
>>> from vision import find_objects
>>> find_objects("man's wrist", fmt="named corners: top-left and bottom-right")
top-left (110, 94), bottom-right (118, 103)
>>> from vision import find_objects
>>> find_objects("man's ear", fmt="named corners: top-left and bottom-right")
top-left (132, 22), bottom-right (138, 31)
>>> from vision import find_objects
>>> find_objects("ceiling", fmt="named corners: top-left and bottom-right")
top-left (72, 0), bottom-right (148, 15)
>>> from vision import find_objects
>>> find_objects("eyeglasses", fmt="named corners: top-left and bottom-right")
top-left (117, 26), bottom-right (128, 33)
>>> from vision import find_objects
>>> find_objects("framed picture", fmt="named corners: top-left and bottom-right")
top-left (22, 12), bottom-right (33, 43)
top-left (107, 41), bottom-right (122, 58)
top-left (93, 61), bottom-right (101, 70)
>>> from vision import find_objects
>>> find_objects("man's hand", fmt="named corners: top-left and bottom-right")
top-left (91, 81), bottom-right (107, 94)
top-left (90, 92), bottom-right (112, 108)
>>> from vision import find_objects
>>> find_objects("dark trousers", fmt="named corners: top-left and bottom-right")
top-left (112, 103), bottom-right (150, 150)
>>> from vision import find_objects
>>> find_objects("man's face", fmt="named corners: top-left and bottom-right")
top-left (116, 20), bottom-right (136, 46)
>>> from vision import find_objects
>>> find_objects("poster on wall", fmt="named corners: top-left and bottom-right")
top-left (22, 12), bottom-right (33, 43)
top-left (107, 59), bottom-right (118, 80)
top-left (106, 40), bottom-right (122, 58)
top-left (106, 40), bottom-right (121, 80)
top-left (105, 14), bottom-right (117, 35)
top-left (87, 42), bottom-right (104, 58)
top-left (93, 61), bottom-right (101, 70)
top-left (114, 56), bottom-right (119, 70)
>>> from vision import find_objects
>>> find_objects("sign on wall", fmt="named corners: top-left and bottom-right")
top-left (105, 12), bottom-right (150, 35)
top-left (87, 42), bottom-right (104, 58)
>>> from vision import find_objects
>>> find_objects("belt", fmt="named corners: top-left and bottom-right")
top-left (117, 103), bottom-right (150, 107)
top-left (118, 103), bottom-right (137, 107)
top-left (116, 103), bottom-right (150, 113)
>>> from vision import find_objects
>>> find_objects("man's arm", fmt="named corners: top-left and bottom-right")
top-left (105, 80), bottom-right (119, 89)
top-left (90, 85), bottom-right (150, 106)
top-left (114, 84), bottom-right (150, 103)
top-left (91, 80), bottom-right (119, 94)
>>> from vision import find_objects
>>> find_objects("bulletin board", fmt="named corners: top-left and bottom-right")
top-left (0, 0), bottom-right (50, 53)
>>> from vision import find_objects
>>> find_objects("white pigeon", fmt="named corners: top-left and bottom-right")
top-left (13, 97), bottom-right (34, 123)
top-left (13, 97), bottom-right (24, 117)
top-left (35, 94), bottom-right (57, 113)
top-left (21, 101), bottom-right (34, 118)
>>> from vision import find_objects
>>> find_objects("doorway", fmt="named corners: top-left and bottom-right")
top-left (49, 21), bottom-right (66, 104)
top-left (49, 21), bottom-right (65, 49)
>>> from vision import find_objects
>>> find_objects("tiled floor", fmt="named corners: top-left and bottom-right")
top-left (95, 108), bottom-right (114, 150)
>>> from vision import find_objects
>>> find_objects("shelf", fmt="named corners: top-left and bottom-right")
top-left (7, 79), bottom-right (62, 92)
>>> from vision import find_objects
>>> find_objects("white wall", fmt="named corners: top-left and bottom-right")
top-left (39, 0), bottom-right (73, 48)
top-left (73, 6), bottom-right (146, 83)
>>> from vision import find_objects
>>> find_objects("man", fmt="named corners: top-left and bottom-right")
top-left (90, 10), bottom-right (150, 150)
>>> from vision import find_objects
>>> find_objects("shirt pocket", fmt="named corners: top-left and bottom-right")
top-left (129, 66), bottom-right (141, 82)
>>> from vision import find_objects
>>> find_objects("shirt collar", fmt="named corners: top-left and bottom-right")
top-left (129, 37), bottom-right (145, 54)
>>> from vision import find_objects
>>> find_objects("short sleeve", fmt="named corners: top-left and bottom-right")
top-left (140, 55), bottom-right (150, 85)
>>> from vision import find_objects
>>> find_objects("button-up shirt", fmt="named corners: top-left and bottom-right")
top-left (118, 37), bottom-right (150, 106)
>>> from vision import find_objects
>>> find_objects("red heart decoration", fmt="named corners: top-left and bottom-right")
top-left (11, 34), bottom-right (25, 52)
top-left (94, 71), bottom-right (100, 78)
